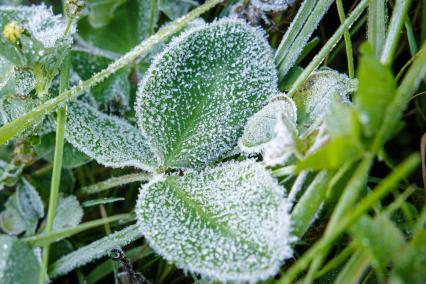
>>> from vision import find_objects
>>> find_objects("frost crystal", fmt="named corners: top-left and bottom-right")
top-left (136, 160), bottom-right (293, 282)
top-left (136, 18), bottom-right (277, 169)
top-left (0, 5), bottom-right (74, 49)
top-left (240, 93), bottom-right (297, 153)
top-left (251, 0), bottom-right (296, 11)
top-left (50, 224), bottom-right (143, 278)
top-left (293, 69), bottom-right (357, 134)
top-left (66, 100), bottom-right (158, 171)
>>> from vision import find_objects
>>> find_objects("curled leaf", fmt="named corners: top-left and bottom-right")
top-left (240, 93), bottom-right (297, 153)
top-left (136, 18), bottom-right (277, 169)
top-left (136, 160), bottom-right (293, 282)
top-left (293, 69), bottom-right (357, 133)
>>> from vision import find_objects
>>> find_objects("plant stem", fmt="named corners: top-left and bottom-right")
top-left (336, 0), bottom-right (355, 78)
top-left (80, 173), bottom-right (151, 195)
top-left (287, 0), bottom-right (369, 97)
top-left (38, 53), bottom-right (71, 284)
top-left (380, 0), bottom-right (412, 65)
top-left (148, 0), bottom-right (156, 35)
top-left (0, 0), bottom-right (223, 145)
top-left (24, 213), bottom-right (134, 247)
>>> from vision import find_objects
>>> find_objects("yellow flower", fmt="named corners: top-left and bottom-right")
top-left (3, 21), bottom-right (23, 44)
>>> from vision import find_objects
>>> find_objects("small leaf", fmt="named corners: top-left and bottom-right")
top-left (16, 178), bottom-right (44, 220)
top-left (240, 94), bottom-right (297, 153)
top-left (355, 43), bottom-right (397, 137)
top-left (350, 215), bottom-right (405, 273)
top-left (0, 235), bottom-right (40, 284)
top-left (65, 100), bottom-right (157, 170)
top-left (53, 195), bottom-right (83, 231)
top-left (77, 0), bottom-right (156, 53)
top-left (49, 224), bottom-right (143, 278)
top-left (251, 0), bottom-right (296, 11)
top-left (391, 230), bottom-right (426, 284)
top-left (159, 0), bottom-right (197, 20)
top-left (293, 69), bottom-right (356, 134)
top-left (0, 160), bottom-right (21, 191)
top-left (136, 160), bottom-right (293, 282)
top-left (136, 18), bottom-right (278, 169)
top-left (86, 0), bottom-right (124, 28)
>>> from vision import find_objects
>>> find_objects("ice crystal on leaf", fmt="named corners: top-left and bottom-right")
top-left (293, 69), bottom-right (357, 134)
top-left (251, 0), bottom-right (296, 11)
top-left (136, 18), bottom-right (277, 169)
top-left (240, 93), bottom-right (297, 153)
top-left (66, 100), bottom-right (157, 171)
top-left (136, 160), bottom-right (292, 282)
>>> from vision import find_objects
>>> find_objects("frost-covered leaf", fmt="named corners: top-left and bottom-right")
top-left (16, 178), bottom-right (44, 221)
top-left (293, 69), bottom-right (356, 134)
top-left (136, 160), bottom-right (292, 282)
top-left (0, 235), bottom-right (40, 284)
top-left (78, 0), bottom-right (157, 53)
top-left (0, 182), bottom-right (41, 236)
top-left (0, 160), bottom-right (22, 191)
top-left (0, 57), bottom-right (14, 94)
top-left (136, 19), bottom-right (277, 169)
top-left (159, 0), bottom-right (197, 20)
top-left (53, 195), bottom-right (83, 231)
top-left (0, 5), bottom-right (74, 95)
top-left (49, 224), bottom-right (143, 278)
top-left (251, 0), bottom-right (296, 11)
top-left (65, 100), bottom-right (157, 170)
top-left (240, 94), bottom-right (297, 153)
top-left (355, 44), bottom-right (397, 137)
top-left (35, 132), bottom-right (91, 170)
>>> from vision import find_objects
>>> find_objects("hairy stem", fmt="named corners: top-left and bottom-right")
top-left (79, 173), bottom-right (151, 195)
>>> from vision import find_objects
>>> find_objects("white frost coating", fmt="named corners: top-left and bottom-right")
top-left (251, 0), bottom-right (296, 11)
top-left (136, 18), bottom-right (278, 169)
top-left (53, 195), bottom-right (83, 230)
top-left (263, 112), bottom-right (297, 166)
top-left (293, 69), bottom-right (356, 133)
top-left (49, 224), bottom-right (143, 278)
top-left (239, 93), bottom-right (297, 154)
top-left (65, 100), bottom-right (158, 171)
top-left (0, 4), bottom-right (74, 48)
top-left (136, 160), bottom-right (293, 282)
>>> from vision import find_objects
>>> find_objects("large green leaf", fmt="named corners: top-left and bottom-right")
top-left (65, 100), bottom-right (157, 170)
top-left (77, 0), bottom-right (156, 54)
top-left (136, 160), bottom-right (292, 281)
top-left (86, 0), bottom-right (125, 28)
top-left (136, 19), bottom-right (277, 169)
top-left (0, 235), bottom-right (40, 284)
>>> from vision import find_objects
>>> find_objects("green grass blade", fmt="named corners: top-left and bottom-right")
top-left (368, 0), bottom-right (387, 58)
